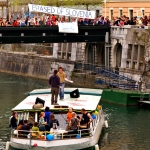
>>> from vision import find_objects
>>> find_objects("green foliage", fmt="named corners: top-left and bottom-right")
top-left (11, 0), bottom-right (103, 8)
top-left (133, 29), bottom-right (150, 46)
top-left (133, 28), bottom-right (150, 77)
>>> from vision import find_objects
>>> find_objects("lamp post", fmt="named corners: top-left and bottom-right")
top-left (104, 0), bottom-right (106, 18)
top-left (6, 0), bottom-right (9, 20)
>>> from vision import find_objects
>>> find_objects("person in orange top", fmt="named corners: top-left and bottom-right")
top-left (66, 107), bottom-right (73, 130)
top-left (51, 14), bottom-right (56, 21)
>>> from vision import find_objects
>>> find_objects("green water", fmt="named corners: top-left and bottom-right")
top-left (0, 72), bottom-right (150, 150)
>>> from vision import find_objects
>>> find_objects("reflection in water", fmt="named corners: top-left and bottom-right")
top-left (1, 72), bottom-right (150, 150)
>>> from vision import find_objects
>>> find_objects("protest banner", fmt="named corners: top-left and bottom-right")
top-left (58, 22), bottom-right (78, 33)
top-left (28, 4), bottom-right (95, 19)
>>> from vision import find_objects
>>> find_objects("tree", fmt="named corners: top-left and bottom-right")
top-left (133, 28), bottom-right (150, 91)
top-left (11, 0), bottom-right (103, 10)
top-left (73, 0), bottom-right (103, 10)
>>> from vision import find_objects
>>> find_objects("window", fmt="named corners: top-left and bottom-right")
top-left (96, 10), bottom-right (99, 17)
top-left (119, 9), bottom-right (123, 17)
top-left (142, 10), bottom-right (145, 16)
top-left (110, 9), bottom-right (113, 20)
top-left (0, 7), bottom-right (2, 18)
top-left (129, 9), bottom-right (133, 19)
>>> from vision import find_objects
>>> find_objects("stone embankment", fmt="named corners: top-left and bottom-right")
top-left (0, 51), bottom-right (74, 80)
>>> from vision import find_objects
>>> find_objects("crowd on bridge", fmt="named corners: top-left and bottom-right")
top-left (0, 13), bottom-right (150, 27)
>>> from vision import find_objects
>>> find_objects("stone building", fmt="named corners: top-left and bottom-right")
top-left (0, 0), bottom-right (7, 19)
top-left (52, 42), bottom-right (107, 66)
top-left (110, 25), bottom-right (150, 82)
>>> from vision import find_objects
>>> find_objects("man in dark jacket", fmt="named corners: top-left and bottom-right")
top-left (49, 70), bottom-right (60, 105)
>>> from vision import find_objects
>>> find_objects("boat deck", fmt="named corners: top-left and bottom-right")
top-left (29, 88), bottom-right (102, 96)
top-left (12, 88), bottom-right (103, 112)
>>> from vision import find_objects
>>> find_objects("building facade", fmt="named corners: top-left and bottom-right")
top-left (0, 0), bottom-right (7, 19)
top-left (103, 0), bottom-right (150, 19)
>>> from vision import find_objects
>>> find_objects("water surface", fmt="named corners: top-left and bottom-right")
top-left (0, 72), bottom-right (150, 150)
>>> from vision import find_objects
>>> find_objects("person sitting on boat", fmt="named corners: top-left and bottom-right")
top-left (66, 107), bottom-right (73, 130)
top-left (31, 122), bottom-right (39, 138)
top-left (21, 120), bottom-right (31, 136)
top-left (44, 106), bottom-right (52, 131)
top-left (80, 108), bottom-right (93, 128)
top-left (17, 120), bottom-right (24, 135)
top-left (69, 112), bottom-right (80, 134)
top-left (39, 112), bottom-right (47, 131)
top-left (10, 111), bottom-right (18, 130)
top-left (48, 113), bottom-right (59, 133)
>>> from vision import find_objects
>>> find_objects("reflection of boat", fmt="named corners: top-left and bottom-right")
top-left (9, 88), bottom-right (107, 150)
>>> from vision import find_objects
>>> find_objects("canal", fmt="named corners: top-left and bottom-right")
top-left (0, 72), bottom-right (150, 150)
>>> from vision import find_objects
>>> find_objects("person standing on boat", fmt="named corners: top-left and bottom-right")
top-left (80, 108), bottom-right (93, 128)
top-left (44, 107), bottom-right (52, 131)
top-left (57, 67), bottom-right (66, 100)
top-left (10, 111), bottom-right (18, 130)
top-left (49, 70), bottom-right (60, 105)
top-left (44, 107), bottom-right (52, 123)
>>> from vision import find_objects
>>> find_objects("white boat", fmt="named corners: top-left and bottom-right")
top-left (9, 88), bottom-right (108, 150)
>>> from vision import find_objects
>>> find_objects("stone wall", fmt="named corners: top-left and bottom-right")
top-left (110, 25), bottom-right (149, 82)
top-left (0, 51), bottom-right (74, 80)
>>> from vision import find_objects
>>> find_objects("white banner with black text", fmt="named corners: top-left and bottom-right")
top-left (28, 4), bottom-right (95, 19)
top-left (58, 22), bottom-right (78, 33)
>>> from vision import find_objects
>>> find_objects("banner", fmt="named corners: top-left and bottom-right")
top-left (28, 4), bottom-right (95, 19)
top-left (58, 22), bottom-right (78, 33)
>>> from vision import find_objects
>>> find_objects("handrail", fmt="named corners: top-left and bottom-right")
top-left (0, 25), bottom-right (110, 28)
top-left (11, 128), bottom-right (92, 140)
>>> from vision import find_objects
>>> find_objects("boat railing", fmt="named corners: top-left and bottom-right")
top-left (11, 127), bottom-right (92, 141)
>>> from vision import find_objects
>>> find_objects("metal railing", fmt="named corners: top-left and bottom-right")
top-left (11, 110), bottom-right (102, 141)
top-left (11, 128), bottom-right (92, 140)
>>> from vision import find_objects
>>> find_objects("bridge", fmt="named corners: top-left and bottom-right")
top-left (0, 26), bottom-right (110, 43)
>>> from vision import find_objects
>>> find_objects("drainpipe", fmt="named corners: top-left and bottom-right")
top-left (105, 32), bottom-right (110, 67)
top-left (6, 0), bottom-right (9, 20)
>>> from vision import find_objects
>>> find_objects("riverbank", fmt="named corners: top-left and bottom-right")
top-left (0, 51), bottom-right (74, 80)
